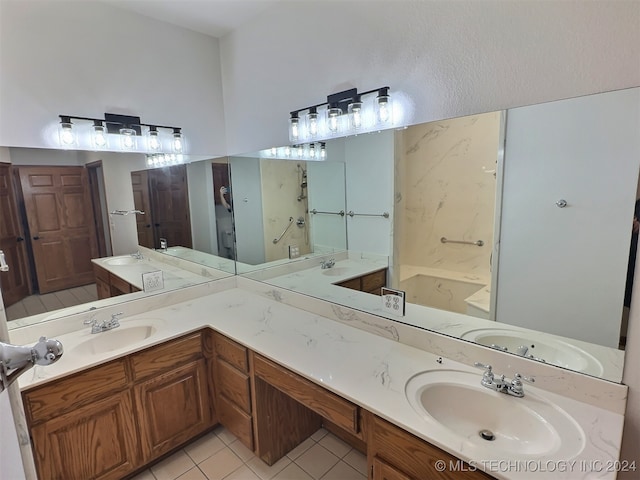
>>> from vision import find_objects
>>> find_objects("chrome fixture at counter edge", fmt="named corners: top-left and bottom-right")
top-left (0, 337), bottom-right (63, 392)
top-left (84, 312), bottom-right (124, 334)
top-left (474, 362), bottom-right (535, 397)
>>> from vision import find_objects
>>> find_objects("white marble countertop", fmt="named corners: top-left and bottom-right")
top-left (14, 285), bottom-right (625, 480)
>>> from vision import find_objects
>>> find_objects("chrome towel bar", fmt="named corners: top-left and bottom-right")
top-left (310, 209), bottom-right (345, 216)
top-left (347, 211), bottom-right (390, 219)
top-left (440, 237), bottom-right (484, 246)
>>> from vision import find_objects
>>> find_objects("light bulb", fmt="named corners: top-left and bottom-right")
top-left (147, 127), bottom-right (161, 151)
top-left (348, 98), bottom-right (363, 130)
top-left (92, 122), bottom-right (107, 149)
top-left (309, 143), bottom-right (316, 159)
top-left (147, 156), bottom-right (153, 166)
top-left (320, 143), bottom-right (327, 160)
top-left (270, 147), bottom-right (277, 156)
top-left (58, 117), bottom-right (75, 147)
top-left (284, 146), bottom-right (291, 157)
top-left (297, 145), bottom-right (304, 157)
top-left (119, 128), bottom-right (136, 150)
top-left (289, 114), bottom-right (300, 142)
top-left (327, 104), bottom-right (341, 134)
top-left (172, 129), bottom-right (184, 153)
top-left (375, 88), bottom-right (392, 125)
top-left (306, 108), bottom-right (318, 137)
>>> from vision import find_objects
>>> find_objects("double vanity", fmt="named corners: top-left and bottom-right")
top-left (9, 259), bottom-right (628, 480)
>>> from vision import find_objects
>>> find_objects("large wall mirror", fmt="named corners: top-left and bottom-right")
top-left (233, 87), bottom-right (640, 383)
top-left (2, 88), bottom-right (638, 385)
top-left (0, 149), bottom-right (236, 329)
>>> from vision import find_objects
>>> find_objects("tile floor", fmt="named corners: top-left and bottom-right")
top-left (6, 284), bottom-right (98, 320)
top-left (132, 426), bottom-right (367, 480)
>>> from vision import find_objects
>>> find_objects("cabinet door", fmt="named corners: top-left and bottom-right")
top-left (372, 456), bottom-right (412, 480)
top-left (31, 391), bottom-right (139, 480)
top-left (135, 359), bottom-right (211, 461)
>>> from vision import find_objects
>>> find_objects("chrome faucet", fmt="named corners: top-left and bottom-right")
top-left (474, 362), bottom-right (535, 397)
top-left (131, 250), bottom-right (144, 260)
top-left (159, 238), bottom-right (168, 251)
top-left (320, 258), bottom-right (335, 269)
top-left (84, 313), bottom-right (124, 334)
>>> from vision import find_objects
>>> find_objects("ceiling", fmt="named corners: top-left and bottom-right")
top-left (106, 0), bottom-right (284, 38)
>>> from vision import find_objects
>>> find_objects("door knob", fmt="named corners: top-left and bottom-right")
top-left (16, 236), bottom-right (24, 242)
top-left (33, 236), bottom-right (40, 240)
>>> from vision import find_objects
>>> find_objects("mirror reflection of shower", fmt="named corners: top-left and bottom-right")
top-left (297, 164), bottom-right (308, 202)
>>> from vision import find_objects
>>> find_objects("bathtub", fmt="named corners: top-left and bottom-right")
top-left (398, 266), bottom-right (489, 317)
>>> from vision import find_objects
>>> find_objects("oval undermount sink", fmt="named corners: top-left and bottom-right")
top-left (72, 325), bottom-right (157, 356)
top-left (461, 328), bottom-right (604, 377)
top-left (322, 267), bottom-right (351, 276)
top-left (106, 256), bottom-right (140, 266)
top-left (405, 370), bottom-right (584, 460)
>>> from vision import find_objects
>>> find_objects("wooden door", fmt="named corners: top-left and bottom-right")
top-left (131, 170), bottom-right (154, 248)
top-left (134, 359), bottom-right (210, 462)
top-left (18, 166), bottom-right (98, 293)
top-left (0, 163), bottom-right (30, 306)
top-left (30, 391), bottom-right (140, 480)
top-left (149, 165), bottom-right (192, 248)
top-left (212, 162), bottom-right (230, 206)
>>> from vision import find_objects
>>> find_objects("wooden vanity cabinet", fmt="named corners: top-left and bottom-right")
top-left (22, 330), bottom-right (214, 480)
top-left (337, 269), bottom-right (387, 295)
top-left (212, 332), bottom-right (255, 450)
top-left (367, 413), bottom-right (494, 480)
top-left (93, 263), bottom-right (141, 300)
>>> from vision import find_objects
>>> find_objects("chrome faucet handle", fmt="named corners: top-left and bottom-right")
top-left (509, 373), bottom-right (535, 397)
top-left (474, 362), bottom-right (495, 386)
top-left (83, 314), bottom-right (98, 325)
top-left (109, 312), bottom-right (123, 326)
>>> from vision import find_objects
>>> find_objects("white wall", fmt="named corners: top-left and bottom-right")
top-left (0, 1), bottom-right (226, 156)
top-left (345, 131), bottom-right (394, 255)
top-left (497, 88), bottom-right (640, 348)
top-left (307, 161), bottom-right (347, 251)
top-left (219, 1), bottom-right (640, 154)
top-left (8, 148), bottom-right (82, 166)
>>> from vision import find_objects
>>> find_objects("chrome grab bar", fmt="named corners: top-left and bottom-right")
top-left (310, 209), bottom-right (345, 217)
top-left (109, 210), bottom-right (145, 216)
top-left (440, 237), bottom-right (484, 247)
top-left (273, 217), bottom-right (295, 244)
top-left (347, 211), bottom-right (390, 219)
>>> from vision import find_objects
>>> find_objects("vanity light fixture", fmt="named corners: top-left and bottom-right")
top-left (56, 113), bottom-right (185, 154)
top-left (288, 86), bottom-right (394, 142)
top-left (260, 142), bottom-right (327, 161)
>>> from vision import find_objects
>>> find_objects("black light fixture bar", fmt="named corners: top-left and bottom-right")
top-left (59, 113), bottom-right (181, 136)
top-left (289, 86), bottom-right (390, 116)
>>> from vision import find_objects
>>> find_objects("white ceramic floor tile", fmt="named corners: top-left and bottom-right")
top-left (184, 432), bottom-right (226, 464)
top-left (150, 450), bottom-right (196, 480)
top-left (223, 465), bottom-right (262, 480)
top-left (215, 427), bottom-right (238, 445)
top-left (320, 461), bottom-right (366, 480)
top-left (198, 447), bottom-right (243, 480)
top-left (176, 466), bottom-right (208, 480)
top-left (130, 470), bottom-right (156, 480)
top-left (246, 455), bottom-right (291, 480)
top-left (272, 463), bottom-right (314, 480)
top-left (229, 439), bottom-right (256, 462)
top-left (342, 449), bottom-right (368, 476)
top-left (310, 428), bottom-right (328, 442)
top-left (295, 444), bottom-right (339, 480)
top-left (318, 434), bottom-right (351, 458)
top-left (286, 437), bottom-right (315, 460)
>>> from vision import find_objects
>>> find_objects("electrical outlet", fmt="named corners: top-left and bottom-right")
top-left (288, 245), bottom-right (300, 259)
top-left (381, 287), bottom-right (406, 317)
top-left (142, 270), bottom-right (164, 292)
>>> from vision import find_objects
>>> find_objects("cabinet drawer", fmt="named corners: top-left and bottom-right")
top-left (362, 269), bottom-right (386, 293)
top-left (214, 332), bottom-right (248, 373)
top-left (23, 359), bottom-right (129, 423)
top-left (131, 332), bottom-right (203, 381)
top-left (216, 358), bottom-right (251, 414)
top-left (253, 354), bottom-right (360, 436)
top-left (218, 394), bottom-right (254, 450)
top-left (109, 273), bottom-right (133, 296)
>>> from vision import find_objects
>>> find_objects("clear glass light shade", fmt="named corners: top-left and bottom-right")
top-left (327, 107), bottom-right (342, 134)
top-left (270, 147), bottom-right (277, 156)
top-left (296, 145), bottom-right (304, 157)
top-left (289, 116), bottom-right (300, 142)
top-left (91, 125), bottom-right (108, 149)
top-left (376, 95), bottom-right (392, 125)
top-left (309, 143), bottom-right (316, 159)
top-left (58, 122), bottom-right (76, 147)
top-left (172, 131), bottom-right (184, 153)
top-left (306, 111), bottom-right (319, 137)
top-left (284, 146), bottom-right (291, 157)
top-left (348, 101), bottom-right (363, 130)
top-left (320, 144), bottom-right (327, 160)
top-left (147, 130), bottom-right (161, 151)
top-left (119, 128), bottom-right (137, 150)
